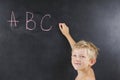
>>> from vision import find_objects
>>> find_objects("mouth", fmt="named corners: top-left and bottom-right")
top-left (74, 63), bottom-right (81, 66)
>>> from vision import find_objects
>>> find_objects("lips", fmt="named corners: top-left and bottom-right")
top-left (74, 63), bottom-right (81, 66)
top-left (72, 62), bottom-right (82, 70)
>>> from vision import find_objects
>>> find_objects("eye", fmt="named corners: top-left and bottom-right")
top-left (72, 54), bottom-right (76, 57)
top-left (81, 56), bottom-right (86, 58)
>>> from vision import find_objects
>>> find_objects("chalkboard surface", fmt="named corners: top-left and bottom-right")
top-left (0, 0), bottom-right (120, 80)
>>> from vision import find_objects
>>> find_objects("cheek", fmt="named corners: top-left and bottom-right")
top-left (71, 57), bottom-right (78, 62)
top-left (82, 59), bottom-right (90, 64)
top-left (71, 58), bottom-right (73, 63)
top-left (71, 58), bottom-right (75, 65)
top-left (86, 60), bottom-right (91, 66)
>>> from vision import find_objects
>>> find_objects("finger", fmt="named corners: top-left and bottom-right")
top-left (59, 24), bottom-right (63, 32)
top-left (59, 23), bottom-right (63, 29)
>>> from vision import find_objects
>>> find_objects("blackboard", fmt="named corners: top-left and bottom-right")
top-left (0, 0), bottom-right (120, 80)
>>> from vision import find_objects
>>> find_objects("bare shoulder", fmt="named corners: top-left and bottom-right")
top-left (75, 68), bottom-right (96, 80)
top-left (87, 68), bottom-right (96, 80)
top-left (75, 77), bottom-right (95, 80)
top-left (86, 76), bottom-right (95, 80)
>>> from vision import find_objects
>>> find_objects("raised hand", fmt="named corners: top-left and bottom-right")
top-left (59, 23), bottom-right (70, 37)
top-left (59, 23), bottom-right (76, 49)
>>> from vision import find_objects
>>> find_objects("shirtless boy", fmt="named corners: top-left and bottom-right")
top-left (59, 23), bottom-right (99, 80)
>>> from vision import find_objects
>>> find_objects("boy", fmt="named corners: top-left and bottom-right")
top-left (59, 23), bottom-right (99, 80)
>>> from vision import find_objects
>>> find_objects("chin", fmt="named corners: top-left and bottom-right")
top-left (74, 67), bottom-right (79, 70)
top-left (73, 65), bottom-right (80, 70)
top-left (73, 65), bottom-right (84, 71)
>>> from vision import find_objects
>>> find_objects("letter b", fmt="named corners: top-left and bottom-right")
top-left (26, 12), bottom-right (36, 30)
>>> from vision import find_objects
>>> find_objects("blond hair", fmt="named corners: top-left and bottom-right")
top-left (72, 40), bottom-right (99, 59)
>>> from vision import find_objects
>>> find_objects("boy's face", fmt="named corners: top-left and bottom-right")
top-left (71, 48), bottom-right (95, 71)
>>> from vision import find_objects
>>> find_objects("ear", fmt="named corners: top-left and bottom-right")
top-left (89, 58), bottom-right (96, 66)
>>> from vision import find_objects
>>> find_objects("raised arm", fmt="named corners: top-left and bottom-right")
top-left (59, 23), bottom-right (76, 49)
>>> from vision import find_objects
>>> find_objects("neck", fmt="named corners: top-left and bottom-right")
top-left (78, 67), bottom-right (91, 75)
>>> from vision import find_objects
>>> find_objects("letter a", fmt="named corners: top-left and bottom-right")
top-left (8, 11), bottom-right (19, 27)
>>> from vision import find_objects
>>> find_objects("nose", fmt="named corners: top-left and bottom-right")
top-left (75, 56), bottom-right (81, 62)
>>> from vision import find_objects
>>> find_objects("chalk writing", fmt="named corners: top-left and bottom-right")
top-left (8, 11), bottom-right (53, 31)
top-left (26, 12), bottom-right (36, 30)
top-left (8, 11), bottom-right (19, 27)
top-left (40, 14), bottom-right (52, 31)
